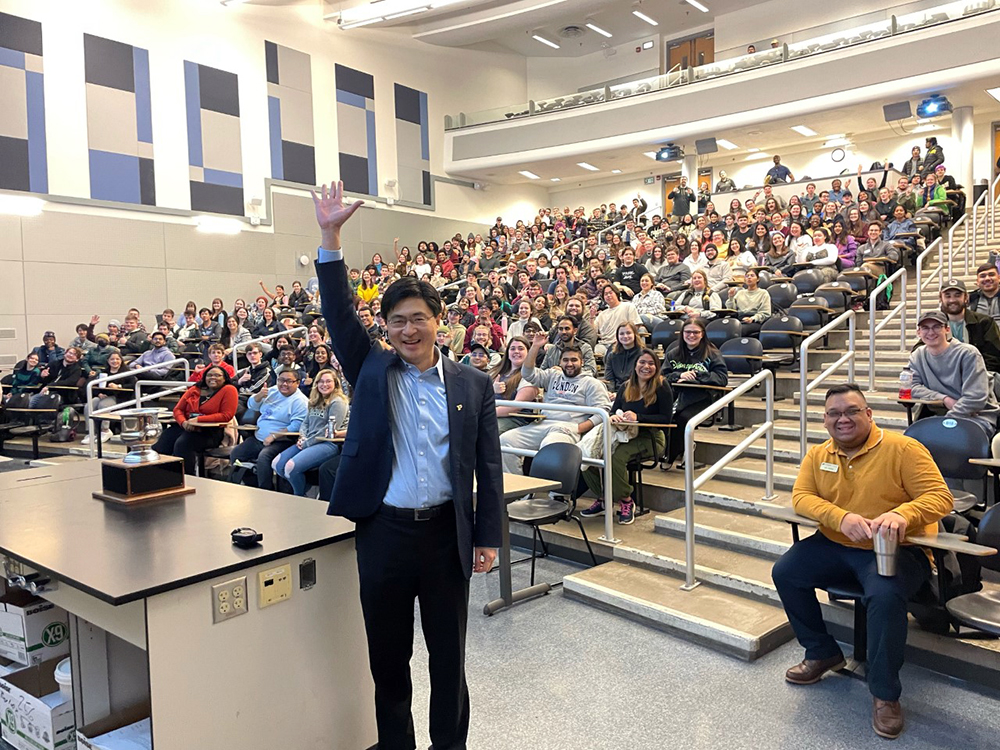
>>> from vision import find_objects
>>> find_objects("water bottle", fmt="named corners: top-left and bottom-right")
top-left (898, 369), bottom-right (912, 400)
top-left (326, 415), bottom-right (336, 439)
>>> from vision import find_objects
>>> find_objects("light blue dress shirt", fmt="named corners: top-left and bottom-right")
top-left (318, 245), bottom-right (453, 508)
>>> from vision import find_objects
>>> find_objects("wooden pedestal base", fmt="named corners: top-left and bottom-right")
top-left (93, 456), bottom-right (195, 505)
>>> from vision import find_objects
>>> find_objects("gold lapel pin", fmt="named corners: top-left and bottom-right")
top-left (456, 404), bottom-right (463, 411)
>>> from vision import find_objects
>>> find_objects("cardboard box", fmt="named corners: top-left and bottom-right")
top-left (0, 657), bottom-right (75, 750)
top-left (0, 657), bottom-right (27, 680)
top-left (0, 590), bottom-right (70, 667)
top-left (76, 702), bottom-right (151, 750)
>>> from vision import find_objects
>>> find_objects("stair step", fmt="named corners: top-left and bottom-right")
top-left (613, 532), bottom-right (782, 603)
top-left (563, 562), bottom-right (793, 660)
top-left (654, 505), bottom-right (803, 558)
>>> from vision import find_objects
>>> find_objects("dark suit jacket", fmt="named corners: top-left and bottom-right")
top-left (316, 258), bottom-right (504, 579)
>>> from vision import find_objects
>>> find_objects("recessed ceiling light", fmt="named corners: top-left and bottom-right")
top-left (790, 125), bottom-right (818, 137)
top-left (746, 147), bottom-right (760, 153)
top-left (550, 177), bottom-right (561, 182)
top-left (585, 22), bottom-right (612, 38)
top-left (716, 139), bottom-right (738, 150)
top-left (519, 170), bottom-right (540, 179)
top-left (611, 169), bottom-right (623, 174)
top-left (532, 34), bottom-right (560, 49)
top-left (577, 162), bottom-right (600, 171)
top-left (685, 0), bottom-right (710, 12)
top-left (745, 152), bottom-right (770, 161)
top-left (632, 10), bottom-right (659, 26)
top-left (987, 87), bottom-right (1000, 104)
top-left (643, 151), bottom-right (658, 159)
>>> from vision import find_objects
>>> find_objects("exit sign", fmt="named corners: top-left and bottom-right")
top-left (644, 176), bottom-right (656, 185)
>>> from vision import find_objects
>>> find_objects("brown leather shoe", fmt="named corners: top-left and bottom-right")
top-left (873, 697), bottom-right (904, 739)
top-left (784, 654), bottom-right (847, 684)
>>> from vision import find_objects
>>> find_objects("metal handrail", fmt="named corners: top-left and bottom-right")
top-left (990, 172), bottom-right (1000, 243)
top-left (562, 203), bottom-right (663, 256)
top-left (969, 184), bottom-right (990, 263)
top-left (682, 370), bottom-right (775, 590)
top-left (495, 399), bottom-right (618, 545)
top-left (133, 379), bottom-right (190, 409)
top-left (799, 310), bottom-right (856, 459)
top-left (945, 211), bottom-right (969, 278)
top-left (868, 267), bottom-right (907, 392)
top-left (914, 237), bottom-right (943, 322)
top-left (233, 326), bottom-right (307, 371)
top-left (85, 357), bottom-right (191, 456)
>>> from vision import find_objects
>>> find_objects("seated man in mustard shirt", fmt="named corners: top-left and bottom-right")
top-left (771, 383), bottom-right (953, 741)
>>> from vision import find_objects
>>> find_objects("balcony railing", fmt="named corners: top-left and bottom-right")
top-left (445, 0), bottom-right (998, 131)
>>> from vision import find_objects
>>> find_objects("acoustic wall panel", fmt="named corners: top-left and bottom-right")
top-left (265, 41), bottom-right (315, 186)
top-left (394, 83), bottom-right (430, 206)
top-left (335, 63), bottom-right (376, 196)
top-left (84, 34), bottom-right (155, 205)
top-left (184, 60), bottom-right (244, 215)
top-left (0, 11), bottom-right (46, 193)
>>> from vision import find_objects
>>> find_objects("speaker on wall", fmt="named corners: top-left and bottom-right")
top-left (882, 101), bottom-right (912, 122)
top-left (695, 137), bottom-right (718, 155)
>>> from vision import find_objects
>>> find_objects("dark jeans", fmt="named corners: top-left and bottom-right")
top-left (666, 397), bottom-right (713, 463)
top-left (152, 423), bottom-right (223, 475)
top-left (355, 503), bottom-right (470, 750)
top-left (740, 321), bottom-right (761, 337)
top-left (318, 454), bottom-right (342, 502)
top-left (228, 434), bottom-right (293, 490)
top-left (771, 532), bottom-right (931, 701)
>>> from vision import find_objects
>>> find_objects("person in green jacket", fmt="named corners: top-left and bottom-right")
top-left (914, 173), bottom-right (949, 218)
top-left (84, 333), bottom-right (121, 376)
top-left (6, 352), bottom-right (42, 397)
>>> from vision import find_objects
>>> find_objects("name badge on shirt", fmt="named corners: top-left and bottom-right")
top-left (820, 462), bottom-right (839, 473)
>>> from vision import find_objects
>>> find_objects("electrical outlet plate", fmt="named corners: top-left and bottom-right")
top-left (258, 564), bottom-right (292, 608)
top-left (211, 576), bottom-right (248, 624)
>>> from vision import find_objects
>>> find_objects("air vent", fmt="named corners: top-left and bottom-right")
top-left (0, 354), bottom-right (16, 367)
top-left (0, 328), bottom-right (15, 340)
top-left (558, 25), bottom-right (586, 39)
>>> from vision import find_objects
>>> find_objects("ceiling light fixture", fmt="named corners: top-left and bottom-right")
top-left (632, 10), bottom-right (659, 26)
top-left (0, 195), bottom-right (45, 216)
top-left (519, 170), bottom-right (541, 179)
top-left (577, 162), bottom-right (600, 171)
top-left (987, 87), bottom-right (1000, 104)
top-left (550, 178), bottom-right (561, 182)
top-left (340, 16), bottom-right (385, 29)
top-left (716, 139), bottom-right (738, 150)
top-left (790, 125), bottom-right (818, 137)
top-left (585, 22), bottom-right (613, 38)
top-left (685, 0), bottom-right (710, 12)
top-left (532, 34), bottom-right (560, 49)
top-left (220, 0), bottom-right (250, 6)
top-left (643, 151), bottom-right (658, 159)
top-left (611, 169), bottom-right (623, 174)
top-left (745, 152), bottom-right (770, 161)
top-left (746, 147), bottom-right (761, 153)
top-left (386, 7), bottom-right (430, 20)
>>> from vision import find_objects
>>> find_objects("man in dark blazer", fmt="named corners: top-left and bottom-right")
top-left (312, 182), bottom-right (503, 750)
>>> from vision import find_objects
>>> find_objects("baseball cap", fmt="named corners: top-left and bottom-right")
top-left (917, 310), bottom-right (947, 326)
top-left (941, 278), bottom-right (966, 293)
top-left (468, 342), bottom-right (489, 355)
top-left (43, 330), bottom-right (55, 338)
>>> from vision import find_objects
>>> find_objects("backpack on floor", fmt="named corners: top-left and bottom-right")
top-left (873, 273), bottom-right (892, 311)
top-left (48, 406), bottom-right (81, 442)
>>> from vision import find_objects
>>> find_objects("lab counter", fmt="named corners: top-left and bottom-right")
top-left (0, 460), bottom-right (375, 749)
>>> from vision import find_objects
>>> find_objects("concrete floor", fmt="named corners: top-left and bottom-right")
top-left (403, 555), bottom-right (1000, 750)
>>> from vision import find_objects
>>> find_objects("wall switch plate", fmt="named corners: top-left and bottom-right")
top-left (211, 576), bottom-right (248, 624)
top-left (258, 564), bottom-right (292, 608)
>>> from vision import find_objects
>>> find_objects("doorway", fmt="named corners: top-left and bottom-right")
top-left (667, 32), bottom-right (715, 70)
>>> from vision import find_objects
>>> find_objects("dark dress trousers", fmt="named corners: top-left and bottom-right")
top-left (316, 258), bottom-right (503, 750)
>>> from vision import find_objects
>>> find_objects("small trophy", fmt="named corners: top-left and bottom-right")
top-left (93, 408), bottom-right (195, 505)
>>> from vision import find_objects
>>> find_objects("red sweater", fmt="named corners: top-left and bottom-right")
top-left (173, 384), bottom-right (238, 425)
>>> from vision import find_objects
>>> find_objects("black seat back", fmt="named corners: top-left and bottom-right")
top-left (976, 504), bottom-right (1000, 573)
top-left (720, 337), bottom-right (763, 375)
top-left (789, 297), bottom-right (830, 330)
top-left (759, 315), bottom-right (804, 352)
top-left (766, 282), bottom-right (798, 313)
top-left (706, 317), bottom-right (741, 348)
top-left (904, 416), bottom-right (988, 481)
top-left (792, 268), bottom-right (827, 296)
top-left (651, 319), bottom-right (684, 351)
top-left (837, 273), bottom-right (870, 295)
top-left (529, 442), bottom-right (583, 498)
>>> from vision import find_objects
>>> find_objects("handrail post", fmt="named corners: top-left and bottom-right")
top-left (799, 335), bottom-right (808, 461)
top-left (799, 310), bottom-right (855, 458)
top-left (85, 357), bottom-right (191, 457)
top-left (900, 267), bottom-right (907, 352)
top-left (764, 373), bottom-right (775, 501)
top-left (601, 409), bottom-right (615, 545)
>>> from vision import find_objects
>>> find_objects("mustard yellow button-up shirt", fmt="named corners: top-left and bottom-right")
top-left (792, 426), bottom-right (954, 550)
